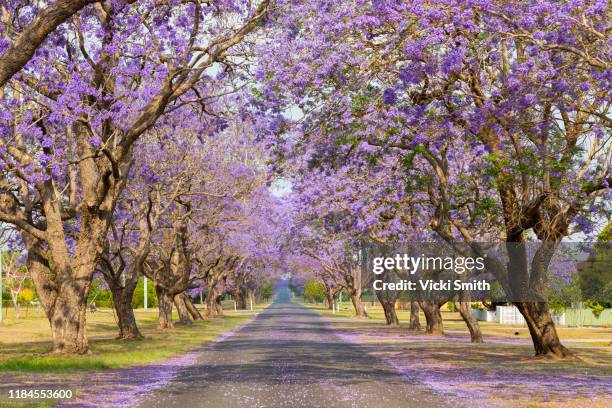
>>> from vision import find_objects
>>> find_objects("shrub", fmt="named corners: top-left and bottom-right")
top-left (18, 288), bottom-right (34, 304)
top-left (132, 278), bottom-right (158, 308)
top-left (303, 278), bottom-right (325, 303)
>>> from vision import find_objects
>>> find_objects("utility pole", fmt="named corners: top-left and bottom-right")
top-left (143, 277), bottom-right (148, 310)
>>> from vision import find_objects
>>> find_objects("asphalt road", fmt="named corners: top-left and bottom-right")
top-left (137, 282), bottom-right (453, 408)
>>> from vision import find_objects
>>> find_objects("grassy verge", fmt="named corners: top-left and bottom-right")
top-left (0, 305), bottom-right (267, 374)
top-left (302, 301), bottom-right (612, 342)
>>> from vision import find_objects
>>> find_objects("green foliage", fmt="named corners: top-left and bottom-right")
top-left (88, 279), bottom-right (113, 308)
top-left (548, 278), bottom-right (583, 312)
top-left (132, 278), bottom-right (158, 308)
top-left (597, 222), bottom-right (612, 242)
top-left (303, 278), bottom-right (325, 303)
top-left (259, 281), bottom-right (274, 300)
top-left (575, 243), bottom-right (612, 313)
top-left (86, 278), bottom-right (159, 309)
top-left (584, 301), bottom-right (607, 318)
top-left (18, 288), bottom-right (34, 303)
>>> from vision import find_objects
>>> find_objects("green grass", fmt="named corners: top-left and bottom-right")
top-left (0, 306), bottom-right (265, 374)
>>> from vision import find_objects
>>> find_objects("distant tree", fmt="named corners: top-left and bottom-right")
top-left (303, 278), bottom-right (325, 303)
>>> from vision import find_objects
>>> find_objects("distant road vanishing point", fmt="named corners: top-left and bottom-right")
top-left (136, 281), bottom-right (454, 408)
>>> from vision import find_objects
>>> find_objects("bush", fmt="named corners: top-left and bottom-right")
top-left (259, 281), bottom-right (274, 300)
top-left (303, 278), bottom-right (325, 303)
top-left (88, 279), bottom-right (113, 308)
top-left (18, 288), bottom-right (34, 304)
top-left (132, 278), bottom-right (158, 308)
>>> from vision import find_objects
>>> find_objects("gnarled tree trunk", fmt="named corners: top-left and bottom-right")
top-left (375, 287), bottom-right (399, 326)
top-left (184, 294), bottom-right (204, 321)
top-left (381, 300), bottom-right (399, 326)
top-left (23, 225), bottom-right (98, 354)
top-left (234, 287), bottom-right (247, 309)
top-left (408, 301), bottom-right (421, 331)
top-left (419, 301), bottom-right (444, 335)
top-left (515, 302), bottom-right (572, 358)
top-left (350, 292), bottom-right (368, 318)
top-left (111, 284), bottom-right (143, 339)
top-left (174, 293), bottom-right (192, 325)
top-left (324, 289), bottom-right (335, 310)
top-left (456, 300), bottom-right (483, 343)
top-left (214, 294), bottom-right (224, 316)
top-left (49, 286), bottom-right (90, 354)
top-left (156, 285), bottom-right (174, 329)
top-left (206, 284), bottom-right (223, 318)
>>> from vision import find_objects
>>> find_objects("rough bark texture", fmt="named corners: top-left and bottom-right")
top-left (419, 301), bottom-right (444, 335)
top-left (408, 301), bottom-right (421, 331)
top-left (325, 290), bottom-right (335, 310)
top-left (205, 287), bottom-right (216, 317)
top-left (234, 288), bottom-right (247, 310)
top-left (111, 284), bottom-right (143, 339)
top-left (49, 287), bottom-right (90, 354)
top-left (145, 220), bottom-right (193, 329)
top-left (206, 285), bottom-right (224, 318)
top-left (375, 286), bottom-right (399, 326)
top-left (380, 300), bottom-right (399, 326)
top-left (215, 295), bottom-right (225, 316)
top-left (156, 286), bottom-right (174, 329)
top-left (515, 302), bottom-right (573, 358)
top-left (350, 290), bottom-right (368, 319)
top-left (184, 294), bottom-right (204, 321)
top-left (22, 215), bottom-right (100, 354)
top-left (456, 300), bottom-right (483, 343)
top-left (174, 293), bottom-right (193, 325)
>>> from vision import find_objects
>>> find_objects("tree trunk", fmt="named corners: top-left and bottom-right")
top-left (408, 301), bottom-right (421, 331)
top-left (174, 293), bottom-right (192, 325)
top-left (23, 229), bottom-right (95, 354)
top-left (247, 288), bottom-right (255, 310)
top-left (325, 290), bottom-right (335, 310)
top-left (215, 278), bottom-right (226, 316)
top-left (215, 294), bottom-right (224, 316)
top-left (105, 273), bottom-right (143, 340)
top-left (112, 286), bottom-right (143, 339)
top-left (156, 286), bottom-right (174, 329)
top-left (234, 287), bottom-right (247, 309)
top-left (49, 289), bottom-right (89, 354)
top-left (205, 285), bottom-right (218, 318)
top-left (419, 301), bottom-right (444, 335)
top-left (375, 287), bottom-right (398, 326)
top-left (380, 300), bottom-right (399, 326)
top-left (350, 289), bottom-right (368, 318)
top-left (456, 300), bottom-right (483, 343)
top-left (515, 302), bottom-right (573, 358)
top-left (184, 294), bottom-right (204, 321)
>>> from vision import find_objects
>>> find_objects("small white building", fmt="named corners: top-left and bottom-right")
top-left (472, 305), bottom-right (565, 326)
